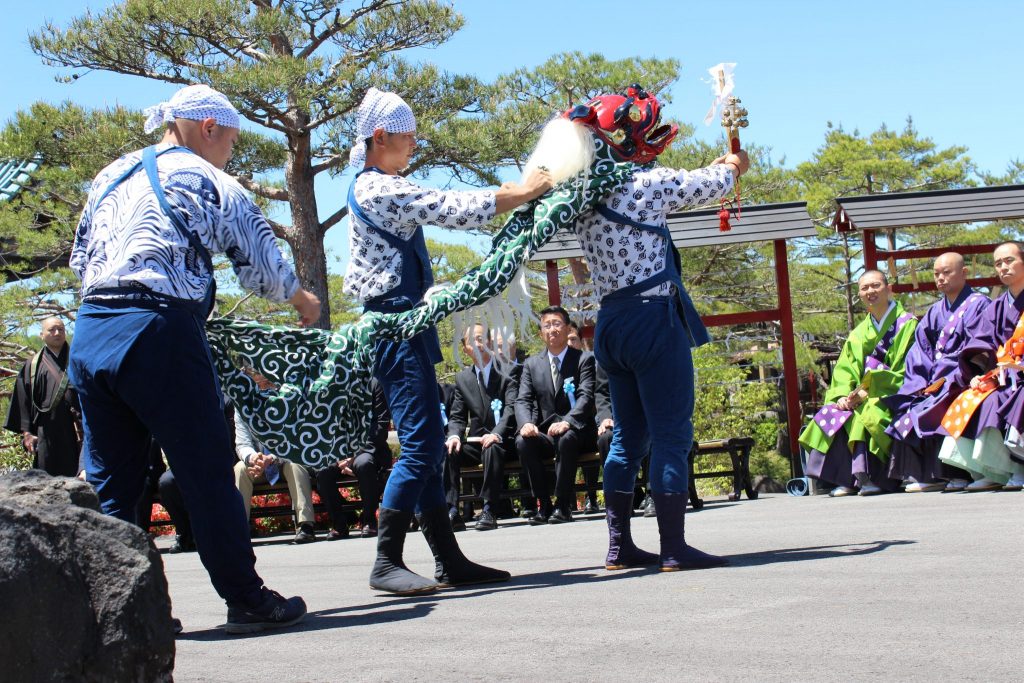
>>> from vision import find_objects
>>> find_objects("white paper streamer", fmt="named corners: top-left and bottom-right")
top-left (703, 62), bottom-right (737, 126)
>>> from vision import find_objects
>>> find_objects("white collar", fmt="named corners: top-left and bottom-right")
top-left (870, 301), bottom-right (896, 331)
top-left (548, 347), bottom-right (569, 365)
top-left (476, 360), bottom-right (493, 385)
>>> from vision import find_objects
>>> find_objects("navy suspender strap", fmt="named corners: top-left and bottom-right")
top-left (594, 204), bottom-right (709, 347)
top-left (595, 205), bottom-right (682, 300)
top-left (141, 146), bottom-right (216, 281)
top-left (347, 167), bottom-right (434, 305)
top-left (141, 146), bottom-right (217, 316)
top-left (348, 167), bottom-right (444, 363)
top-left (85, 145), bottom-right (215, 316)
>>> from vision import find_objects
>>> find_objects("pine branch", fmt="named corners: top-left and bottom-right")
top-left (236, 176), bottom-right (289, 201)
top-left (296, 1), bottom-right (405, 59)
top-left (311, 153), bottom-right (348, 175)
top-left (266, 217), bottom-right (290, 240)
top-left (223, 291), bottom-right (255, 317)
top-left (320, 205), bottom-right (349, 235)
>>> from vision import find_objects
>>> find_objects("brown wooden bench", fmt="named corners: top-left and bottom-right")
top-left (455, 451), bottom-right (602, 509)
top-left (688, 437), bottom-right (758, 509)
top-left (147, 472), bottom-right (377, 531)
top-left (456, 438), bottom-right (757, 512)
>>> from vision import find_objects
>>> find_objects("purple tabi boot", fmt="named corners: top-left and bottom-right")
top-left (652, 492), bottom-right (728, 571)
top-left (604, 490), bottom-right (659, 570)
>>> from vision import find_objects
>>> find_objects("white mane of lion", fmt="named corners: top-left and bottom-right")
top-left (435, 116), bottom-right (598, 368)
top-left (521, 116), bottom-right (595, 186)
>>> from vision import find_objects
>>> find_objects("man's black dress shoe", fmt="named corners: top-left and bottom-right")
top-left (448, 509), bottom-right (467, 532)
top-left (527, 511), bottom-right (549, 526)
top-left (475, 509), bottom-right (498, 531)
top-left (547, 508), bottom-right (574, 524)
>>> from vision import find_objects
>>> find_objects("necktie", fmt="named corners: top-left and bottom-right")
top-left (551, 356), bottom-right (561, 392)
top-left (477, 368), bottom-right (489, 402)
top-left (478, 369), bottom-right (493, 426)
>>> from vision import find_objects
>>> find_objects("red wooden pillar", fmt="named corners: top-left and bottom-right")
top-left (545, 259), bottom-right (561, 305)
top-left (862, 228), bottom-right (878, 272)
top-left (774, 239), bottom-right (803, 477)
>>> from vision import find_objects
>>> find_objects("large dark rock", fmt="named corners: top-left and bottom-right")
top-left (0, 469), bottom-right (175, 682)
top-left (752, 474), bottom-right (787, 494)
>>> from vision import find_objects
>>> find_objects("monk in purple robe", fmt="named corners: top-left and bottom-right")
top-left (938, 242), bottom-right (1024, 491)
top-left (884, 253), bottom-right (988, 492)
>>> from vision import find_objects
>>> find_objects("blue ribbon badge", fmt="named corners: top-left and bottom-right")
top-left (439, 401), bottom-right (448, 426)
top-left (490, 398), bottom-right (503, 424)
top-left (563, 377), bottom-right (576, 409)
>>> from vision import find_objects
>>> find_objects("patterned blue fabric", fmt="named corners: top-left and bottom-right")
top-left (345, 171), bottom-right (497, 302)
top-left (72, 143), bottom-right (298, 304)
top-left (573, 165), bottom-right (734, 298)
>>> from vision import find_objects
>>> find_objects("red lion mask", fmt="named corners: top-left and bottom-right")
top-left (564, 84), bottom-right (678, 164)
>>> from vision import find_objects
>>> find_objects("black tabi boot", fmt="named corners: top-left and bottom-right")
top-left (604, 490), bottom-right (659, 570)
top-left (418, 505), bottom-right (511, 587)
top-left (651, 492), bottom-right (728, 571)
top-left (369, 508), bottom-right (438, 594)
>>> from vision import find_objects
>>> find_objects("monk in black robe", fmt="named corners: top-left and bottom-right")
top-left (5, 317), bottom-right (81, 476)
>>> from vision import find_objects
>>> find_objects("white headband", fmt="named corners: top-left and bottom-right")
top-left (349, 87), bottom-right (416, 168)
top-left (143, 84), bottom-right (241, 134)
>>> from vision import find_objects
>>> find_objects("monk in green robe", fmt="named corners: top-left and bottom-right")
top-left (800, 270), bottom-right (918, 496)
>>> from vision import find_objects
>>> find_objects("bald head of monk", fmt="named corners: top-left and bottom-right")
top-left (933, 252), bottom-right (968, 303)
top-left (857, 270), bottom-right (893, 321)
top-left (39, 317), bottom-right (67, 353)
top-left (994, 242), bottom-right (1024, 297)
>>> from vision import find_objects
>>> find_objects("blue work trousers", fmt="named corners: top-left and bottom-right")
top-left (69, 302), bottom-right (263, 605)
top-left (375, 332), bottom-right (448, 512)
top-left (595, 297), bottom-right (695, 495)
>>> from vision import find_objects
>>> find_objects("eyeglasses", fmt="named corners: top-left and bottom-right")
top-left (541, 320), bottom-right (566, 330)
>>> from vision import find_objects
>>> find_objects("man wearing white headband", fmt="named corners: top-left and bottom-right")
top-left (69, 83), bottom-right (321, 634)
top-left (345, 87), bottom-right (552, 594)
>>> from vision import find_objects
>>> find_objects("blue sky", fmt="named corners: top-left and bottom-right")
top-left (2, 0), bottom-right (1021, 272)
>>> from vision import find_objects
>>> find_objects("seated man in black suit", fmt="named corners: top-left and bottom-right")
top-left (515, 306), bottom-right (596, 524)
top-left (315, 377), bottom-right (393, 539)
top-left (445, 323), bottom-right (519, 531)
top-left (436, 380), bottom-right (467, 530)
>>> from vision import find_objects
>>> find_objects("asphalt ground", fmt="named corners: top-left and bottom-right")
top-left (164, 490), bottom-right (1024, 682)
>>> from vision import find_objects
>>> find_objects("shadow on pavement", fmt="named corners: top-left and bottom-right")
top-left (176, 540), bottom-right (911, 639)
top-left (726, 539), bottom-right (916, 567)
top-left (176, 601), bottom-right (439, 641)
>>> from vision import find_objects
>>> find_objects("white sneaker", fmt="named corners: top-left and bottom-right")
top-left (966, 478), bottom-right (1003, 492)
top-left (944, 479), bottom-right (970, 492)
top-left (829, 486), bottom-right (857, 497)
top-left (1003, 474), bottom-right (1024, 491)
top-left (905, 481), bottom-right (945, 493)
top-left (858, 483), bottom-right (884, 496)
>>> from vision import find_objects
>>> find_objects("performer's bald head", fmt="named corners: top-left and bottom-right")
top-left (933, 252), bottom-right (968, 300)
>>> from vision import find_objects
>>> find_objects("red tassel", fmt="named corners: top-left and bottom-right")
top-left (718, 207), bottom-right (731, 232)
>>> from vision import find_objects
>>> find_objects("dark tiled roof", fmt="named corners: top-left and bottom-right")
top-left (833, 184), bottom-right (1024, 230)
top-left (530, 201), bottom-right (815, 261)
